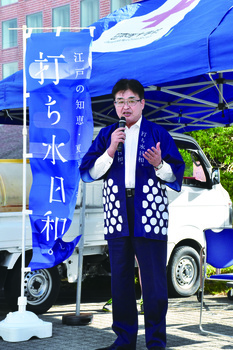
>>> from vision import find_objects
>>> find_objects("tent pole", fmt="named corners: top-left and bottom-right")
top-left (62, 181), bottom-right (93, 325)
top-left (76, 181), bottom-right (86, 315)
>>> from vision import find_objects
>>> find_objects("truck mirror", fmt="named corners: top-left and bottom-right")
top-left (212, 168), bottom-right (220, 185)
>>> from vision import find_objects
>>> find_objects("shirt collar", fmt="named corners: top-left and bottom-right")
top-left (126, 116), bottom-right (142, 130)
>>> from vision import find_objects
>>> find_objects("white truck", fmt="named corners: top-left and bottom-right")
top-left (0, 126), bottom-right (232, 314)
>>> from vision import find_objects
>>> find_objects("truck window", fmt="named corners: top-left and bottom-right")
top-left (179, 148), bottom-right (209, 188)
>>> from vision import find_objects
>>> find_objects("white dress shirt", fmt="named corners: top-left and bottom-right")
top-left (89, 117), bottom-right (176, 185)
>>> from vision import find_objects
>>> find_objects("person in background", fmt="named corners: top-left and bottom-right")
top-left (80, 79), bottom-right (185, 350)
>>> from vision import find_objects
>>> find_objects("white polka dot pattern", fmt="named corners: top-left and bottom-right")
top-left (102, 177), bottom-right (168, 238)
top-left (141, 178), bottom-right (168, 235)
top-left (103, 178), bottom-right (123, 235)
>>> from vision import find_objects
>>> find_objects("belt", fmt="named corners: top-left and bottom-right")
top-left (125, 188), bottom-right (135, 197)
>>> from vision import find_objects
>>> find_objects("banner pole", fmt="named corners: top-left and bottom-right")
top-left (17, 23), bottom-right (28, 312)
top-left (0, 25), bottom-right (52, 342)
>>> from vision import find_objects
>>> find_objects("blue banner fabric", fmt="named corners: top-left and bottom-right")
top-left (26, 31), bottom-right (93, 270)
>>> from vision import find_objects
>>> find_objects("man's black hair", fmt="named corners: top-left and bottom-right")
top-left (112, 79), bottom-right (144, 100)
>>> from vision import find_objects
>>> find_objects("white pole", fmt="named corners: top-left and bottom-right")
top-left (18, 24), bottom-right (28, 312)
top-left (0, 25), bottom-right (52, 342)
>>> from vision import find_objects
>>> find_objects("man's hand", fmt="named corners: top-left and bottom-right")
top-left (143, 142), bottom-right (162, 168)
top-left (107, 127), bottom-right (126, 158)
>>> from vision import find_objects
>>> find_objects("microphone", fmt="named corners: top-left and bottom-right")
top-left (117, 116), bottom-right (126, 152)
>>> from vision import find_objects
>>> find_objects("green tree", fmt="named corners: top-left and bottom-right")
top-left (188, 126), bottom-right (233, 202)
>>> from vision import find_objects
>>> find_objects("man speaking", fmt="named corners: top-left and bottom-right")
top-left (80, 79), bottom-right (185, 350)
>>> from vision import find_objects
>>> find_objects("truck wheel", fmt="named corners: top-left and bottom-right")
top-left (167, 246), bottom-right (200, 297)
top-left (4, 254), bottom-right (60, 314)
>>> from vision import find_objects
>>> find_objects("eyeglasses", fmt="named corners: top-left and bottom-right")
top-left (114, 99), bottom-right (141, 107)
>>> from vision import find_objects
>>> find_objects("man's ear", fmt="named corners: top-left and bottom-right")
top-left (141, 99), bottom-right (145, 110)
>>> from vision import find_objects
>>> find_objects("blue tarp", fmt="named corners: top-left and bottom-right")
top-left (1, 0), bottom-right (233, 132)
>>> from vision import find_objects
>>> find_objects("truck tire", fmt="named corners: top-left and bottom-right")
top-left (4, 254), bottom-right (60, 314)
top-left (167, 246), bottom-right (200, 297)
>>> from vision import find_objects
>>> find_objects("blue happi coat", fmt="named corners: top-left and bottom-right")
top-left (80, 117), bottom-right (185, 241)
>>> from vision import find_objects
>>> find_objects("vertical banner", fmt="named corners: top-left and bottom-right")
top-left (26, 31), bottom-right (93, 270)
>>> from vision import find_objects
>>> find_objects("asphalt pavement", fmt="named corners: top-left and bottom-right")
top-left (1, 278), bottom-right (233, 349)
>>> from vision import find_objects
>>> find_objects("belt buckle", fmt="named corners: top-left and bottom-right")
top-left (126, 188), bottom-right (134, 197)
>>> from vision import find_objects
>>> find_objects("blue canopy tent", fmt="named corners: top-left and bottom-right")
top-left (1, 0), bottom-right (233, 132)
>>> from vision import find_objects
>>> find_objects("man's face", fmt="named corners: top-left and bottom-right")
top-left (114, 89), bottom-right (145, 128)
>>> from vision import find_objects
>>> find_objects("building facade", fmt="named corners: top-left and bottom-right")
top-left (0, 0), bottom-right (136, 80)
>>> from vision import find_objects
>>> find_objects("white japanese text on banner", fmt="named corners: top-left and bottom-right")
top-left (25, 31), bottom-right (93, 270)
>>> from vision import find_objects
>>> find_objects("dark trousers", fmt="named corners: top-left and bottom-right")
top-left (107, 196), bottom-right (168, 349)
